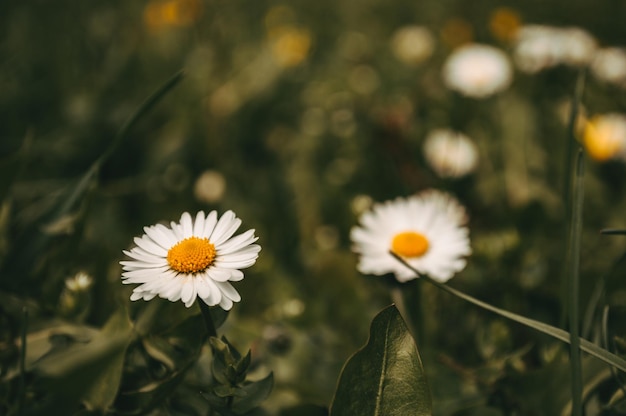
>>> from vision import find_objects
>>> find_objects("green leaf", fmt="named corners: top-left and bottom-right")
top-left (82, 307), bottom-right (134, 410)
top-left (1, 70), bottom-right (184, 279)
top-left (231, 372), bottom-right (274, 415)
top-left (30, 309), bottom-right (134, 415)
top-left (329, 305), bottom-right (432, 416)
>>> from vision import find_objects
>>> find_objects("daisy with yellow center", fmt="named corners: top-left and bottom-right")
top-left (121, 211), bottom-right (260, 310)
top-left (350, 190), bottom-right (471, 282)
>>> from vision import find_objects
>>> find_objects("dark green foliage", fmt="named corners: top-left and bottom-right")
top-left (330, 305), bottom-right (432, 416)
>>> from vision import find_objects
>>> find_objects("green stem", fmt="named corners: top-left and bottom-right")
top-left (567, 150), bottom-right (585, 416)
top-left (17, 307), bottom-right (27, 416)
top-left (391, 279), bottom-right (424, 344)
top-left (198, 298), bottom-right (218, 338)
top-left (389, 252), bottom-right (626, 373)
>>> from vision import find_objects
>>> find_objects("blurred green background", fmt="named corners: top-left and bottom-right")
top-left (3, 0), bottom-right (626, 414)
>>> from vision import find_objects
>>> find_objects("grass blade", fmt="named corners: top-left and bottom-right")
top-left (390, 252), bottom-right (626, 374)
top-left (566, 149), bottom-right (585, 416)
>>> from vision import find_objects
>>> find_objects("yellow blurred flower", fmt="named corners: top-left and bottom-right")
top-left (489, 7), bottom-right (522, 42)
top-left (144, 0), bottom-right (202, 31)
top-left (583, 114), bottom-right (626, 162)
top-left (269, 26), bottom-right (312, 67)
top-left (264, 6), bottom-right (311, 68)
top-left (440, 18), bottom-right (474, 48)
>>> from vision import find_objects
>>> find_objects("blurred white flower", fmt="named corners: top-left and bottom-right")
top-left (65, 272), bottom-right (93, 292)
top-left (514, 25), bottom-right (597, 73)
top-left (390, 25), bottom-right (435, 66)
top-left (121, 211), bottom-right (260, 310)
top-left (350, 190), bottom-right (471, 282)
top-left (583, 113), bottom-right (626, 162)
top-left (194, 170), bottom-right (227, 204)
top-left (423, 129), bottom-right (479, 178)
top-left (591, 48), bottom-right (626, 86)
top-left (443, 44), bottom-right (513, 98)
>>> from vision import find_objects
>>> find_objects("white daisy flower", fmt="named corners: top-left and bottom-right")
top-left (121, 210), bottom-right (260, 310)
top-left (350, 190), bottom-right (471, 283)
top-left (442, 43), bottom-right (513, 98)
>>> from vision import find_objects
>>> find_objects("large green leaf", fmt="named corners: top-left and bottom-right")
top-left (28, 309), bottom-right (134, 415)
top-left (329, 305), bottom-right (432, 416)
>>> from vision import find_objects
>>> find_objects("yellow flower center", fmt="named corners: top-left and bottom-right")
top-left (391, 231), bottom-right (430, 258)
top-left (167, 237), bottom-right (216, 274)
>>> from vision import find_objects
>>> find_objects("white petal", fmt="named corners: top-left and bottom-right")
top-left (199, 276), bottom-right (222, 305)
top-left (193, 211), bottom-right (206, 237)
top-left (203, 211), bottom-right (219, 238)
top-left (217, 230), bottom-right (258, 254)
top-left (133, 236), bottom-right (167, 257)
top-left (229, 270), bottom-right (244, 281)
top-left (214, 258), bottom-right (257, 269)
top-left (210, 211), bottom-right (242, 246)
top-left (120, 259), bottom-right (169, 270)
top-left (219, 296), bottom-right (233, 310)
top-left (180, 212), bottom-right (193, 238)
top-left (216, 281), bottom-right (241, 302)
top-left (217, 250), bottom-right (260, 264)
top-left (207, 268), bottom-right (232, 282)
top-left (180, 280), bottom-right (197, 307)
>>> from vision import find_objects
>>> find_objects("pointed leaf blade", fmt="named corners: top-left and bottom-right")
top-left (330, 305), bottom-right (432, 416)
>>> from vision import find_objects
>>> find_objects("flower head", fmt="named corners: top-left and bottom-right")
top-left (350, 190), bottom-right (471, 282)
top-left (583, 113), bottom-right (626, 162)
top-left (121, 211), bottom-right (260, 310)
top-left (591, 48), bottom-right (626, 87)
top-left (423, 129), bottom-right (479, 178)
top-left (390, 25), bottom-right (435, 66)
top-left (443, 43), bottom-right (513, 98)
top-left (513, 25), bottom-right (597, 73)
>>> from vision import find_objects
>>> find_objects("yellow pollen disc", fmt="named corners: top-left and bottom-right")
top-left (391, 231), bottom-right (430, 258)
top-left (167, 237), bottom-right (216, 274)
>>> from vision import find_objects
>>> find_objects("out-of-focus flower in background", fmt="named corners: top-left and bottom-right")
top-left (268, 26), bottom-right (312, 67)
top-left (489, 7), bottom-right (522, 43)
top-left (390, 25), bottom-right (436, 67)
top-left (350, 190), bottom-right (471, 282)
top-left (265, 6), bottom-right (312, 68)
top-left (591, 47), bottom-right (626, 87)
top-left (443, 43), bottom-right (513, 98)
top-left (194, 170), bottom-right (227, 204)
top-left (583, 113), bottom-right (626, 162)
top-left (143, 0), bottom-right (203, 31)
top-left (121, 211), bottom-right (260, 310)
top-left (440, 18), bottom-right (474, 48)
top-left (423, 129), bottom-right (479, 178)
top-left (513, 25), bottom-right (597, 73)
top-left (58, 271), bottom-right (94, 321)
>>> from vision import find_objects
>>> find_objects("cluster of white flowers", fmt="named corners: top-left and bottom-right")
top-left (513, 25), bottom-right (597, 73)
top-left (350, 190), bottom-right (471, 283)
top-left (442, 43), bottom-right (513, 98)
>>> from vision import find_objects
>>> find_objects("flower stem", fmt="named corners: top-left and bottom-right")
top-left (390, 281), bottom-right (423, 345)
top-left (197, 298), bottom-right (218, 338)
top-left (17, 307), bottom-right (27, 416)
